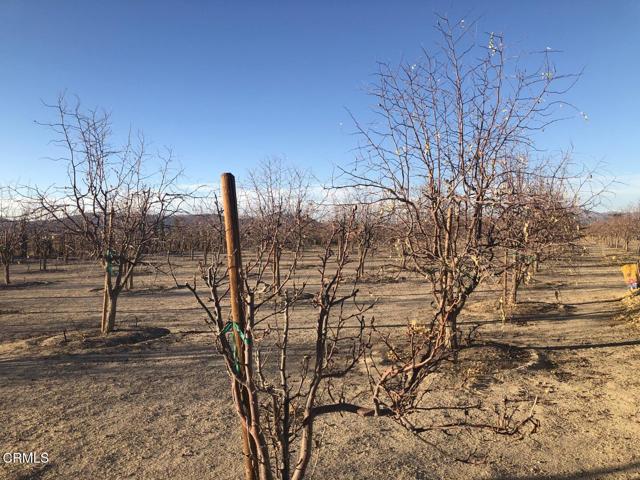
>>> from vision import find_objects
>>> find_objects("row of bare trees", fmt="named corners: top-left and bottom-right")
top-left (589, 206), bottom-right (640, 253)
top-left (170, 19), bottom-right (597, 480)
top-left (0, 189), bottom-right (23, 285)
top-left (178, 156), bottom-right (582, 479)
top-left (0, 190), bottom-right (77, 285)
top-left (498, 158), bottom-right (586, 305)
top-left (1, 17), bottom-right (606, 480)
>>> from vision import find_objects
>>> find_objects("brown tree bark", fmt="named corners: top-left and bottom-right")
top-left (104, 294), bottom-right (118, 333)
top-left (100, 272), bottom-right (118, 334)
top-left (510, 273), bottom-right (520, 305)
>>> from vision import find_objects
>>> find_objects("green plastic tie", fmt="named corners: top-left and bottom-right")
top-left (220, 322), bottom-right (250, 373)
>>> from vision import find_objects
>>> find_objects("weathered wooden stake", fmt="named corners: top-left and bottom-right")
top-left (221, 173), bottom-right (246, 333)
top-left (221, 172), bottom-right (257, 480)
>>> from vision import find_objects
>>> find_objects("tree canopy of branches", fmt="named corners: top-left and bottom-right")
top-left (245, 158), bottom-right (315, 293)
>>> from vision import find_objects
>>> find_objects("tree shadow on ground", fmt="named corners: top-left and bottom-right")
top-left (7, 463), bottom-right (53, 480)
top-left (538, 338), bottom-right (640, 351)
top-left (459, 307), bottom-right (621, 326)
top-left (0, 332), bottom-right (218, 384)
top-left (0, 280), bottom-right (57, 290)
top-left (490, 460), bottom-right (640, 480)
top-left (485, 338), bottom-right (640, 352)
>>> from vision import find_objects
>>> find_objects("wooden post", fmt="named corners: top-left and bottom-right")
top-left (221, 172), bottom-right (256, 480)
top-left (222, 173), bottom-right (246, 330)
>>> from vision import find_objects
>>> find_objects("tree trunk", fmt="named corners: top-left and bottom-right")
top-left (357, 244), bottom-right (366, 276)
top-left (510, 253), bottom-right (521, 305)
top-left (444, 310), bottom-right (459, 350)
top-left (125, 264), bottom-right (134, 291)
top-left (292, 419), bottom-right (314, 480)
top-left (4, 263), bottom-right (9, 285)
top-left (510, 261), bottom-right (520, 305)
top-left (104, 294), bottom-right (118, 334)
top-left (100, 272), bottom-right (118, 334)
top-left (101, 278), bottom-right (109, 333)
top-left (272, 244), bottom-right (281, 293)
top-left (510, 275), bottom-right (519, 305)
top-left (502, 249), bottom-right (508, 303)
top-left (203, 243), bottom-right (210, 265)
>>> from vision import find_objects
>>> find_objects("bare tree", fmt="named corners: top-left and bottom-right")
top-left (338, 17), bottom-right (579, 349)
top-left (499, 155), bottom-right (584, 305)
top-left (177, 196), bottom-right (374, 480)
top-left (590, 206), bottom-right (640, 253)
top-left (30, 222), bottom-right (55, 271)
top-left (245, 158), bottom-right (314, 294)
top-left (32, 95), bottom-right (185, 334)
top-left (0, 187), bottom-right (26, 285)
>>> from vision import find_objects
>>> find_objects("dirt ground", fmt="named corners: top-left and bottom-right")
top-left (1, 242), bottom-right (639, 480)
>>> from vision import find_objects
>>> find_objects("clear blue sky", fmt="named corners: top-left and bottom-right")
top-left (1, 1), bottom-right (638, 208)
